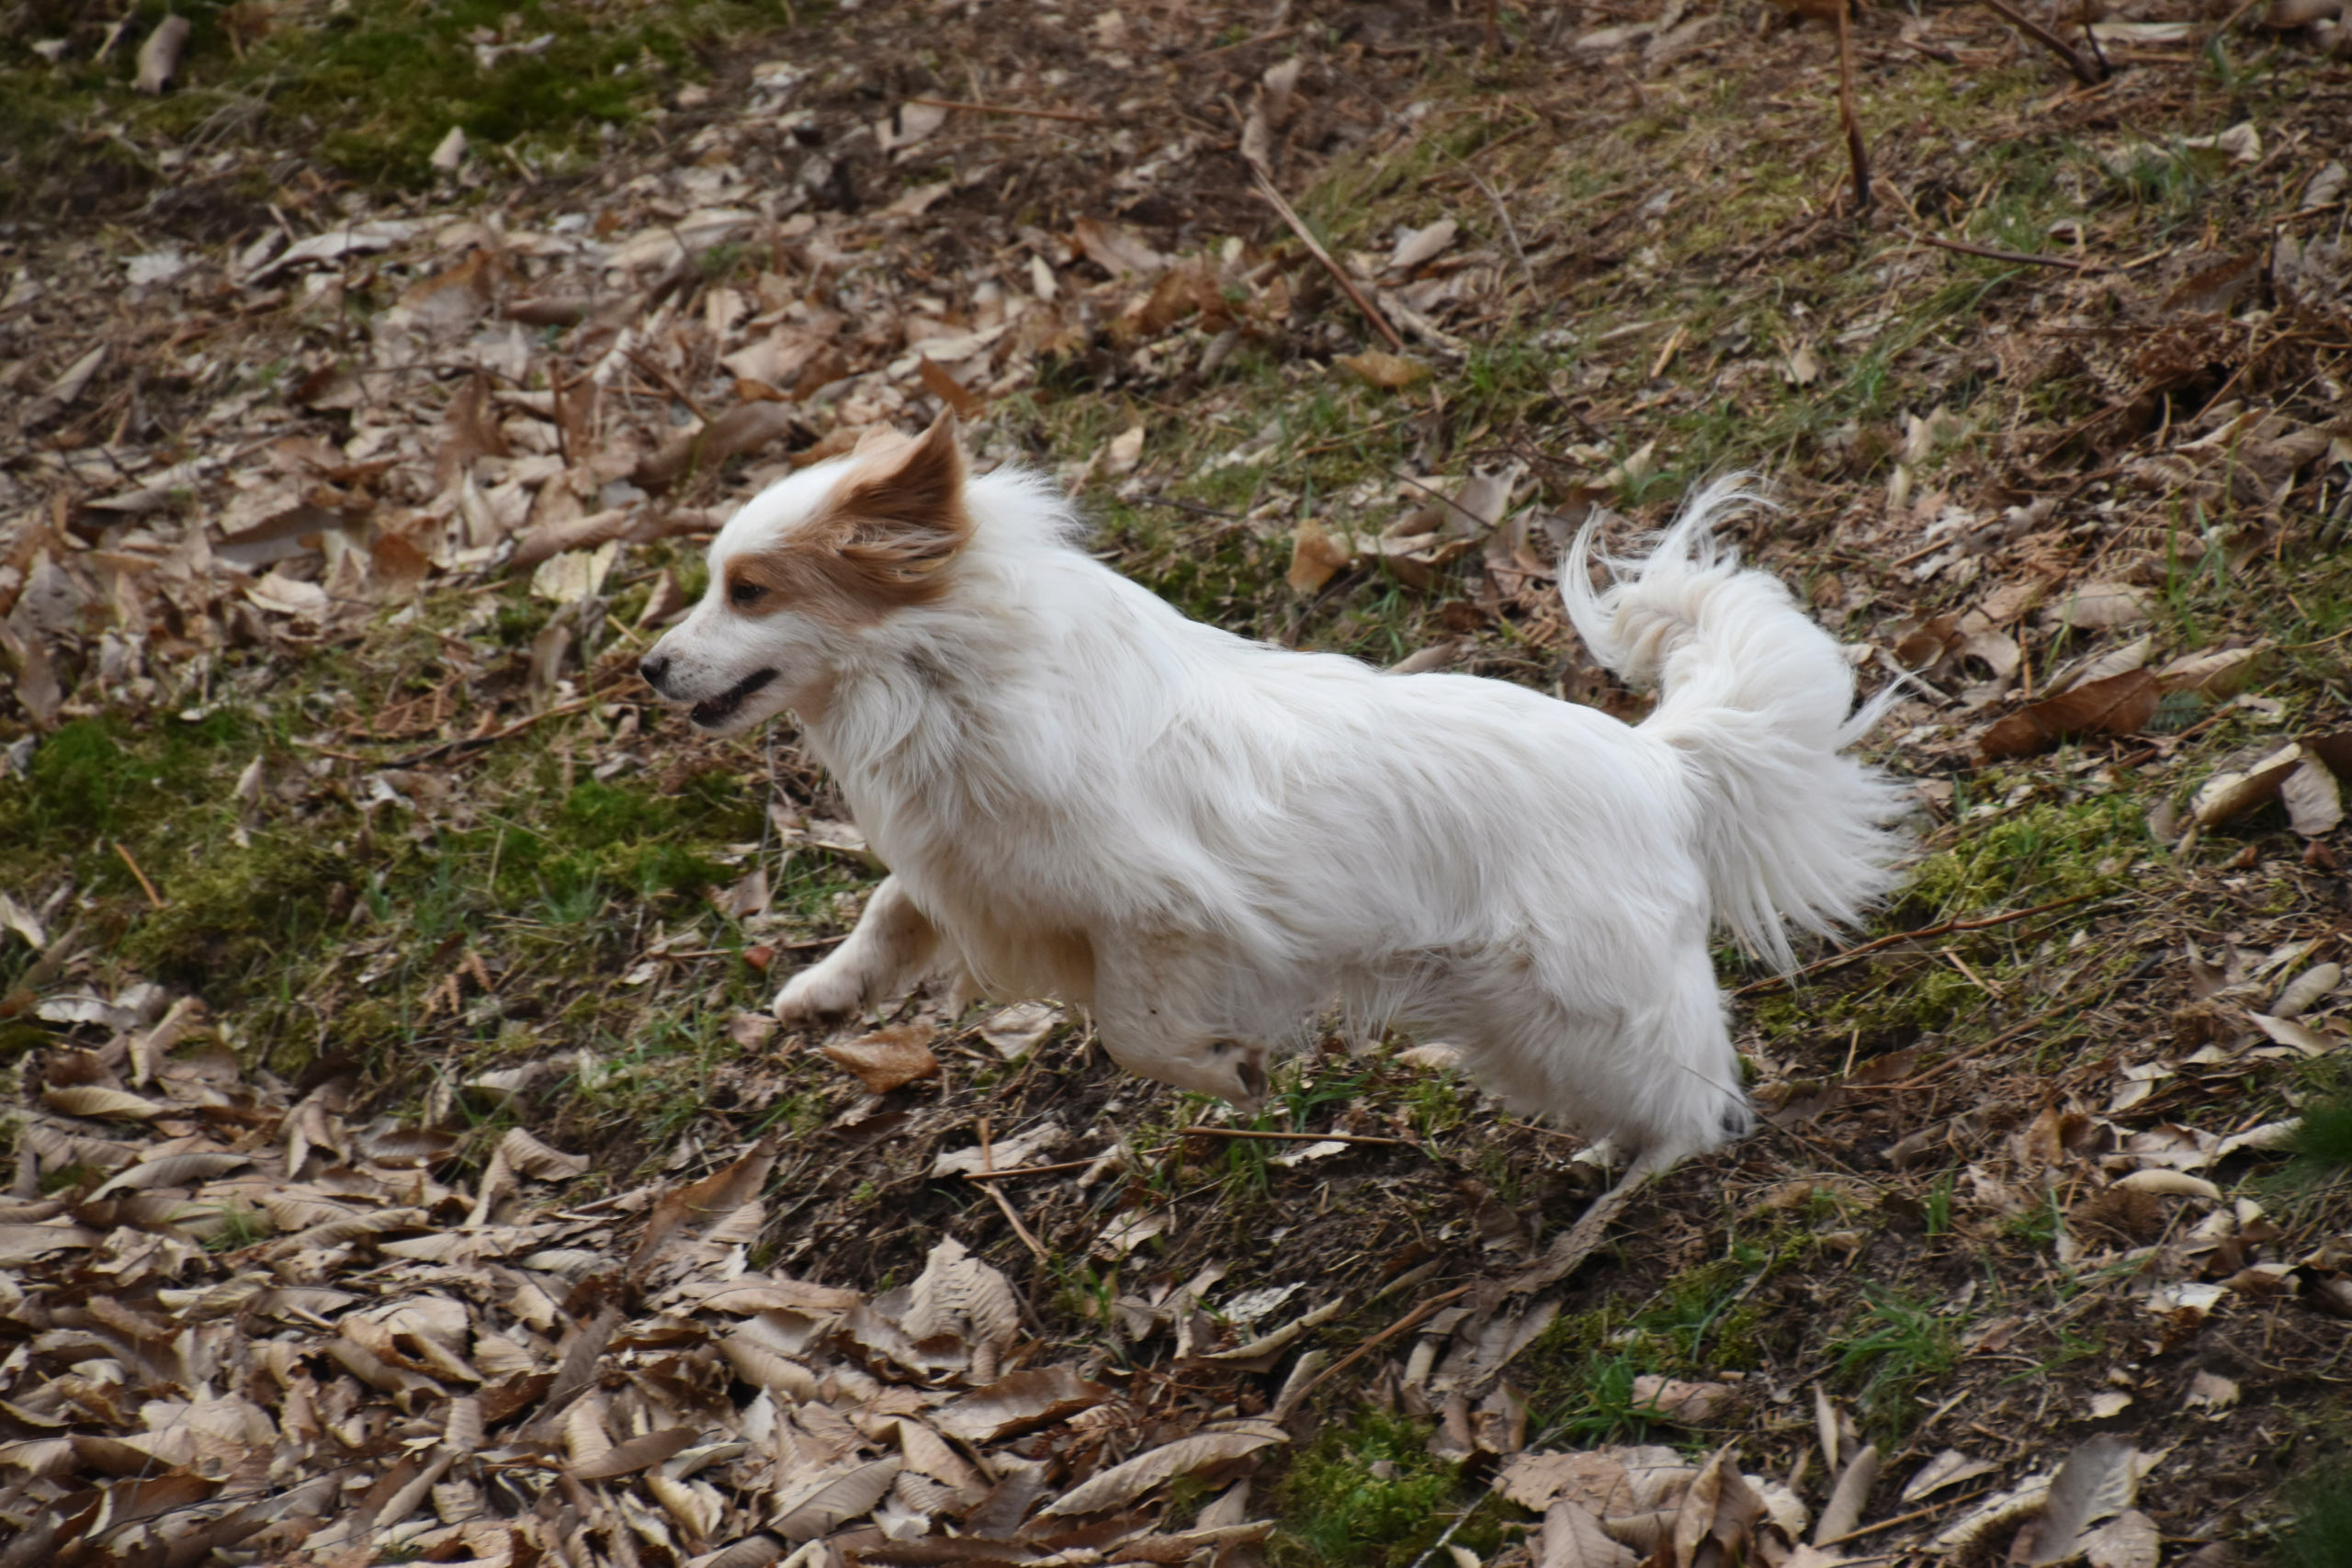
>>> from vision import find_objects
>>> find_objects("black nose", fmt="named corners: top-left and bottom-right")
top-left (639, 653), bottom-right (671, 690)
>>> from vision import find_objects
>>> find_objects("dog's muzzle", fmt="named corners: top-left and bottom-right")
top-left (686, 667), bottom-right (779, 728)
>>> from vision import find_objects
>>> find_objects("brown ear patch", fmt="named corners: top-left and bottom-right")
top-left (722, 412), bottom-right (972, 626)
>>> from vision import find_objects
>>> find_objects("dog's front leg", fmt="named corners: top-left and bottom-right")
top-left (774, 874), bottom-right (942, 1023)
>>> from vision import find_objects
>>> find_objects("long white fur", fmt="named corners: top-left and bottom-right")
top-left (647, 454), bottom-right (1907, 1172)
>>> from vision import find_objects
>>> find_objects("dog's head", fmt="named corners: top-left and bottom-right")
top-left (639, 412), bottom-right (970, 733)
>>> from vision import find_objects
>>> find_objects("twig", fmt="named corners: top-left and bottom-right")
top-left (1392, 468), bottom-right (1498, 533)
top-left (1974, 0), bottom-right (2107, 83)
top-left (1813, 1486), bottom-right (1994, 1548)
top-left (1733, 892), bottom-right (2104, 997)
top-left (958, 1157), bottom-right (1101, 1179)
top-left (1175, 1125), bottom-right (1407, 1147)
top-left (624, 345), bottom-right (709, 425)
top-left (1288, 1285), bottom-right (1475, 1405)
top-left (971, 1119), bottom-right (1051, 1265)
top-left (904, 95), bottom-right (1113, 128)
top-left (114, 841), bottom-right (164, 909)
top-left (1834, 0), bottom-right (1873, 213)
top-left (1245, 158), bottom-right (1406, 351)
top-left (1902, 228), bottom-right (2102, 271)
top-left (1129, 493), bottom-right (1242, 521)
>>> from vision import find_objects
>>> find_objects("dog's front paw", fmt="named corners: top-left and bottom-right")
top-left (773, 959), bottom-right (869, 1025)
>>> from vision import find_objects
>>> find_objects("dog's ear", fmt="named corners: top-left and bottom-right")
top-left (831, 409), bottom-right (970, 599)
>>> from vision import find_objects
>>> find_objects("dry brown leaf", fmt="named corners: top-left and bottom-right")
top-left (1288, 517), bottom-right (1354, 593)
top-left (773, 1456), bottom-right (904, 1541)
top-left (134, 16), bottom-right (190, 94)
top-left (498, 1126), bottom-right (589, 1180)
top-left (1337, 351), bottom-right (1431, 389)
top-left (1632, 1376), bottom-right (1733, 1425)
top-left (635, 403), bottom-right (800, 492)
top-left (1542, 1499), bottom-right (1641, 1568)
top-left (632, 1134), bottom-right (780, 1268)
top-left (2041, 582), bottom-right (2151, 631)
top-left (571, 1426), bottom-right (699, 1480)
top-left (1903, 1449), bottom-right (1998, 1502)
top-left (2030, 1436), bottom-right (2138, 1563)
top-left (2190, 743), bottom-right (2305, 829)
top-left (934, 1366), bottom-right (1112, 1442)
top-left (2157, 645), bottom-right (2269, 696)
top-left (41, 1086), bottom-right (166, 1121)
top-left (2283, 756), bottom-right (2344, 835)
top-left (1978, 670), bottom-right (2160, 760)
top-left (0, 1223), bottom-right (103, 1261)
top-left (821, 1024), bottom-right (940, 1093)
top-left (1042, 1429), bottom-right (1285, 1517)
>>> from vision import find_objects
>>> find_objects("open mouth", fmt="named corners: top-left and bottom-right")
top-left (689, 668), bottom-right (779, 728)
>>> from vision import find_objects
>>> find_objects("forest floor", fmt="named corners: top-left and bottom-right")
top-left (3, 1), bottom-right (2352, 1564)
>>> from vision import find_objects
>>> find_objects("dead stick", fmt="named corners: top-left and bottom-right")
top-left (114, 841), bottom-right (164, 909)
top-left (959, 1157), bottom-right (1101, 1179)
top-left (1733, 893), bottom-right (2102, 997)
top-left (971, 1116), bottom-right (1052, 1265)
top-left (1289, 1285), bottom-right (1475, 1405)
top-left (1246, 159), bottom-right (1407, 352)
top-left (1902, 228), bottom-right (2100, 271)
top-left (1834, 1), bottom-right (1872, 212)
top-left (904, 95), bottom-right (1113, 127)
top-left (1975, 0), bottom-right (2106, 83)
top-left (1814, 1486), bottom-right (1994, 1548)
top-left (973, 1176), bottom-right (1052, 1265)
top-left (1176, 1125), bottom-right (1407, 1146)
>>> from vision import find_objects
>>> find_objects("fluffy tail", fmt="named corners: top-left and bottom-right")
top-left (1563, 477), bottom-right (1907, 970)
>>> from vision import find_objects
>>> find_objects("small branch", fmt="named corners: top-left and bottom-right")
top-left (1902, 228), bottom-right (2102, 272)
top-left (1176, 1125), bottom-right (1407, 1146)
top-left (971, 1175), bottom-right (1052, 1265)
top-left (958, 1157), bottom-right (1101, 1179)
top-left (114, 841), bottom-right (164, 909)
top-left (1813, 1485), bottom-right (1994, 1548)
top-left (1245, 157), bottom-right (1407, 352)
top-left (1733, 892), bottom-right (2103, 998)
top-left (1288, 1285), bottom-right (1475, 1406)
top-left (905, 95), bottom-right (1113, 127)
top-left (1975, 0), bottom-right (2108, 83)
top-left (1834, 2), bottom-right (1873, 213)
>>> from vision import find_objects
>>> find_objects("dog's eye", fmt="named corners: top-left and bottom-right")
top-left (729, 581), bottom-right (767, 607)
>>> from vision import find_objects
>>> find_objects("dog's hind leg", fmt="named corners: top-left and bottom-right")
top-left (1088, 948), bottom-right (1275, 1111)
top-left (774, 874), bottom-right (943, 1023)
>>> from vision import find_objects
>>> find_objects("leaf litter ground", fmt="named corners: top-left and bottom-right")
top-left (4, 2), bottom-right (2352, 1565)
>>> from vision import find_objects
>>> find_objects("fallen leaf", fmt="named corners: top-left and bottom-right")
top-left (2081, 1509), bottom-right (2161, 1568)
top-left (1338, 350), bottom-right (1430, 389)
top-left (1902, 1449), bottom-right (1998, 1502)
top-left (1387, 218), bottom-right (1459, 273)
top-left (1102, 423), bottom-right (1146, 475)
top-left (2157, 645), bottom-right (2267, 696)
top-left (2191, 743), bottom-right (2305, 828)
top-left (1542, 1499), bottom-right (1640, 1568)
top-left (2183, 1370), bottom-right (2240, 1415)
top-left (2030, 1436), bottom-right (2138, 1564)
top-left (2041, 583), bottom-right (2151, 632)
top-left (1288, 517), bottom-right (1354, 593)
top-left (977, 1000), bottom-right (1062, 1060)
top-left (1978, 670), bottom-right (2160, 760)
top-left (822, 1024), bottom-right (940, 1093)
top-left (134, 15), bottom-right (190, 94)
top-left (934, 1367), bottom-right (1111, 1441)
top-left (1042, 1429), bottom-right (1285, 1517)
top-left (2283, 756), bottom-right (2343, 836)
top-left (1631, 1376), bottom-right (1732, 1424)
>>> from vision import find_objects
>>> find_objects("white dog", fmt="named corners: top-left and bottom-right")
top-left (641, 413), bottom-right (1905, 1178)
